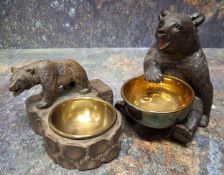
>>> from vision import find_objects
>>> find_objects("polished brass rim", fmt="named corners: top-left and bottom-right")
top-left (121, 75), bottom-right (195, 114)
top-left (48, 97), bottom-right (117, 140)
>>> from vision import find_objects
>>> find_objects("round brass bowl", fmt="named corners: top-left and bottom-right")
top-left (49, 97), bottom-right (117, 139)
top-left (121, 75), bottom-right (194, 129)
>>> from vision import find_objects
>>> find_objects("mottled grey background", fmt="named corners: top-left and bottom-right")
top-left (0, 0), bottom-right (224, 48)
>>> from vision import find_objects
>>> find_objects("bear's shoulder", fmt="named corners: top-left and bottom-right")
top-left (29, 60), bottom-right (56, 68)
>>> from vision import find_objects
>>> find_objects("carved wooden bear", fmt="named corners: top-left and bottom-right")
top-left (9, 59), bottom-right (91, 109)
top-left (144, 11), bottom-right (213, 143)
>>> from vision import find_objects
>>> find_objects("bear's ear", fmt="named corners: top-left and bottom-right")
top-left (159, 10), bottom-right (169, 20)
top-left (26, 68), bottom-right (35, 75)
top-left (190, 12), bottom-right (205, 27)
top-left (11, 66), bottom-right (17, 72)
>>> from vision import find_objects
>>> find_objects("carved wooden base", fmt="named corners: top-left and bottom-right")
top-left (26, 79), bottom-right (122, 170)
top-left (26, 79), bottom-right (113, 136)
top-left (43, 111), bottom-right (122, 170)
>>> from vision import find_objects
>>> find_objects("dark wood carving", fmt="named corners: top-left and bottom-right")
top-left (9, 59), bottom-right (91, 109)
top-left (116, 11), bottom-right (213, 144)
top-left (25, 79), bottom-right (121, 170)
top-left (143, 10), bottom-right (213, 143)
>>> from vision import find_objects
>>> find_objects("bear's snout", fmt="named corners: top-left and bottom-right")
top-left (9, 83), bottom-right (15, 92)
top-left (8, 81), bottom-right (17, 92)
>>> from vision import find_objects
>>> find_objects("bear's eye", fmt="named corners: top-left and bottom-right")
top-left (174, 24), bottom-right (181, 29)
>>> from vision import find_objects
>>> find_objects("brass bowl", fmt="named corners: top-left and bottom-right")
top-left (121, 75), bottom-right (194, 129)
top-left (49, 97), bottom-right (117, 139)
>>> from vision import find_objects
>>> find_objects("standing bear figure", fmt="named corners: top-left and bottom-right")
top-left (144, 10), bottom-right (213, 143)
top-left (9, 59), bottom-right (91, 109)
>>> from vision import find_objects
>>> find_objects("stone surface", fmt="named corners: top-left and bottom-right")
top-left (0, 48), bottom-right (224, 174)
top-left (0, 0), bottom-right (223, 48)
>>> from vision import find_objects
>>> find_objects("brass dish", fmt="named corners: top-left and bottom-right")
top-left (49, 97), bottom-right (117, 139)
top-left (121, 75), bottom-right (194, 128)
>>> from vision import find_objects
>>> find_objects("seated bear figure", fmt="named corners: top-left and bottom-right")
top-left (144, 10), bottom-right (213, 143)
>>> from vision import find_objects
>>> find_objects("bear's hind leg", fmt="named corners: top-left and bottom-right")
top-left (184, 97), bottom-right (203, 133)
top-left (63, 82), bottom-right (75, 90)
top-left (172, 97), bottom-right (203, 143)
top-left (79, 81), bottom-right (92, 94)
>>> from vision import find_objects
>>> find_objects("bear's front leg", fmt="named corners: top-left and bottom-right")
top-left (144, 50), bottom-right (163, 83)
top-left (172, 97), bottom-right (203, 143)
top-left (36, 81), bottom-right (57, 109)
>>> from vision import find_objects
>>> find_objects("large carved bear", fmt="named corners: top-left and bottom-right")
top-left (144, 11), bottom-right (213, 143)
top-left (9, 59), bottom-right (91, 109)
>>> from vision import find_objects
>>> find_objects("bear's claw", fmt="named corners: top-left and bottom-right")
top-left (144, 68), bottom-right (163, 83)
top-left (199, 115), bottom-right (209, 127)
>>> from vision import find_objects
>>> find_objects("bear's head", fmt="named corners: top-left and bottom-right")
top-left (9, 66), bottom-right (36, 96)
top-left (156, 10), bottom-right (205, 55)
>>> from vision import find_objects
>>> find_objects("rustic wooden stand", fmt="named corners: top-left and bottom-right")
top-left (26, 79), bottom-right (122, 170)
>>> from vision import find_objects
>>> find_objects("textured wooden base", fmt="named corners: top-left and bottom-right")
top-left (26, 79), bottom-right (113, 136)
top-left (44, 111), bottom-right (122, 170)
top-left (25, 79), bottom-right (122, 170)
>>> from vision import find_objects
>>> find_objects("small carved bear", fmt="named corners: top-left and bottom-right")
top-left (9, 59), bottom-right (91, 109)
top-left (144, 11), bottom-right (213, 143)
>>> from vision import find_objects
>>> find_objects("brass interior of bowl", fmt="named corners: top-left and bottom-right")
top-left (49, 97), bottom-right (117, 139)
top-left (122, 75), bottom-right (194, 113)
